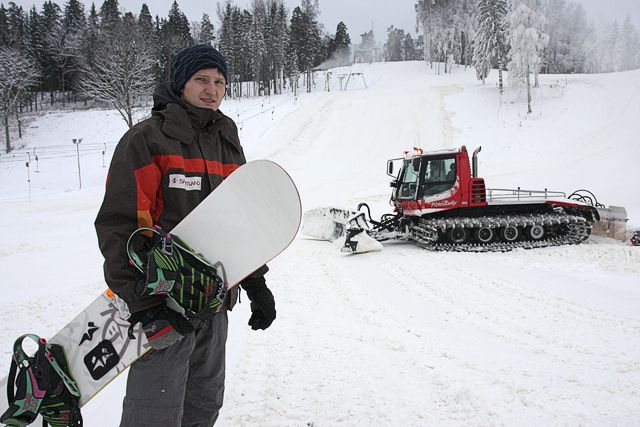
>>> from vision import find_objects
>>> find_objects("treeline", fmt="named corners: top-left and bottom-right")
top-left (416, 0), bottom-right (640, 112)
top-left (0, 0), bottom-right (353, 152)
top-left (2, 0), bottom-right (639, 151)
top-left (416, 0), bottom-right (640, 75)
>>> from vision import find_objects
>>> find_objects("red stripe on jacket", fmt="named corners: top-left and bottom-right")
top-left (133, 156), bottom-right (241, 229)
top-left (153, 155), bottom-right (241, 177)
top-left (134, 163), bottom-right (162, 228)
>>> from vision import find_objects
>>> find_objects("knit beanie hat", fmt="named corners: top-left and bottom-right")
top-left (171, 44), bottom-right (229, 95)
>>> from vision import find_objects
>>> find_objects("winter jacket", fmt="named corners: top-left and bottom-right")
top-left (95, 85), bottom-right (264, 314)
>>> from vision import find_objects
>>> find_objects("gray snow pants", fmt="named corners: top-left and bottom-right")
top-left (120, 312), bottom-right (228, 427)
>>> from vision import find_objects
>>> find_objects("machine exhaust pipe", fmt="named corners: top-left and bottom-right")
top-left (472, 146), bottom-right (482, 178)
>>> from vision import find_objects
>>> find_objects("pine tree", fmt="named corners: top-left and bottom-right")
top-left (250, 0), bottom-right (267, 94)
top-left (216, 2), bottom-right (234, 70)
top-left (329, 21), bottom-right (351, 64)
top-left (62, 0), bottom-right (86, 98)
top-left (275, 3), bottom-right (289, 91)
top-left (217, 2), bottom-right (242, 89)
top-left (264, 0), bottom-right (287, 94)
top-left (472, 0), bottom-right (507, 92)
top-left (403, 33), bottom-right (417, 60)
top-left (138, 3), bottom-right (153, 36)
top-left (166, 0), bottom-right (192, 46)
top-left (40, 1), bottom-right (62, 100)
top-left (157, 1), bottom-right (193, 84)
top-left (47, 18), bottom-right (81, 106)
top-left (238, 9), bottom-right (254, 87)
top-left (6, 2), bottom-right (26, 50)
top-left (0, 5), bottom-right (8, 47)
top-left (335, 22), bottom-right (350, 47)
top-left (64, 0), bottom-right (85, 33)
top-left (99, 0), bottom-right (121, 35)
top-left (384, 26), bottom-right (404, 62)
top-left (288, 7), bottom-right (306, 66)
top-left (197, 13), bottom-right (214, 45)
top-left (25, 6), bottom-right (44, 62)
top-left (82, 3), bottom-right (99, 69)
top-left (288, 5), bottom-right (321, 91)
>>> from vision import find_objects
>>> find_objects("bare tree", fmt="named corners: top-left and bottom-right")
top-left (0, 48), bottom-right (41, 152)
top-left (78, 22), bottom-right (155, 128)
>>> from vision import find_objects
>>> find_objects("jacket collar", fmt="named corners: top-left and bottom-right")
top-left (152, 84), bottom-right (226, 145)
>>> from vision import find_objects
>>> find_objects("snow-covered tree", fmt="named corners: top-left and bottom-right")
top-left (507, 0), bottom-right (549, 113)
top-left (98, 0), bottom-right (120, 35)
top-left (157, 1), bottom-right (192, 83)
top-left (0, 5), bottom-right (8, 46)
top-left (403, 33), bottom-right (418, 60)
top-left (288, 5), bottom-right (322, 91)
top-left (38, 1), bottom-right (63, 102)
top-left (264, 1), bottom-right (288, 94)
top-left (619, 16), bottom-right (640, 71)
top-left (249, 0), bottom-right (267, 93)
top-left (46, 19), bottom-right (82, 107)
top-left (542, 0), bottom-right (590, 74)
top-left (607, 20), bottom-right (624, 72)
top-left (5, 2), bottom-right (26, 50)
top-left (385, 26), bottom-right (405, 62)
top-left (0, 47), bottom-right (40, 151)
top-left (416, 0), bottom-right (475, 72)
top-left (78, 19), bottom-right (154, 128)
top-left (472, 0), bottom-right (508, 91)
top-left (194, 13), bottom-right (215, 45)
top-left (325, 21), bottom-right (351, 66)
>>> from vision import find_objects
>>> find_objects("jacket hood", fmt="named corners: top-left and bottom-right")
top-left (152, 83), bottom-right (183, 111)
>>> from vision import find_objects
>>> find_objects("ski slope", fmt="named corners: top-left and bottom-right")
top-left (1, 62), bottom-right (639, 425)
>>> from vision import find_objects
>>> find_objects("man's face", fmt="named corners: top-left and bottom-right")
top-left (181, 68), bottom-right (226, 111)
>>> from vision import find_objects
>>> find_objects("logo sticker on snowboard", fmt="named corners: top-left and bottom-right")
top-left (84, 340), bottom-right (120, 380)
top-left (79, 322), bottom-right (99, 345)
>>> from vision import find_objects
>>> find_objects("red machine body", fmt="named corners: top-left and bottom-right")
top-left (387, 146), bottom-right (597, 222)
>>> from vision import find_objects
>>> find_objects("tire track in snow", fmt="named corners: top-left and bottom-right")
top-left (347, 243), bottom-right (640, 422)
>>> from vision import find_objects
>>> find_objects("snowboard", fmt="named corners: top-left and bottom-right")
top-left (0, 159), bottom-right (301, 411)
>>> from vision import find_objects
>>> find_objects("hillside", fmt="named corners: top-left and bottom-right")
top-left (1, 62), bottom-right (639, 426)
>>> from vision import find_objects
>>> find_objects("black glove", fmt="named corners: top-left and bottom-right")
top-left (242, 276), bottom-right (276, 330)
top-left (129, 305), bottom-right (194, 350)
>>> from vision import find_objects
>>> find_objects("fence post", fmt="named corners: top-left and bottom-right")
top-left (26, 152), bottom-right (31, 202)
top-left (73, 138), bottom-right (83, 189)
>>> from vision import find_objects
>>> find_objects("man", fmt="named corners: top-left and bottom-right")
top-left (95, 44), bottom-right (276, 426)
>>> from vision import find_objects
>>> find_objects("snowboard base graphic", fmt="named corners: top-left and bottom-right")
top-left (0, 160), bottom-right (301, 411)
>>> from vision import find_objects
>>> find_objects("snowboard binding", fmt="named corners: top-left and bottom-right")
top-left (126, 226), bottom-right (228, 321)
top-left (0, 334), bottom-right (82, 427)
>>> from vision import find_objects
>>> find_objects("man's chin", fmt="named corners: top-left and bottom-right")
top-left (197, 102), bottom-right (219, 111)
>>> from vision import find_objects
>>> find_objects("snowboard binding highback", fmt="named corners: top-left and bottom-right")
top-left (0, 334), bottom-right (82, 427)
top-left (126, 226), bottom-right (228, 321)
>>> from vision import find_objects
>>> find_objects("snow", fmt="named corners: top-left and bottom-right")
top-left (1, 62), bottom-right (639, 425)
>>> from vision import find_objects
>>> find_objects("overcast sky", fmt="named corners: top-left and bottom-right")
top-left (7, 0), bottom-right (640, 43)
